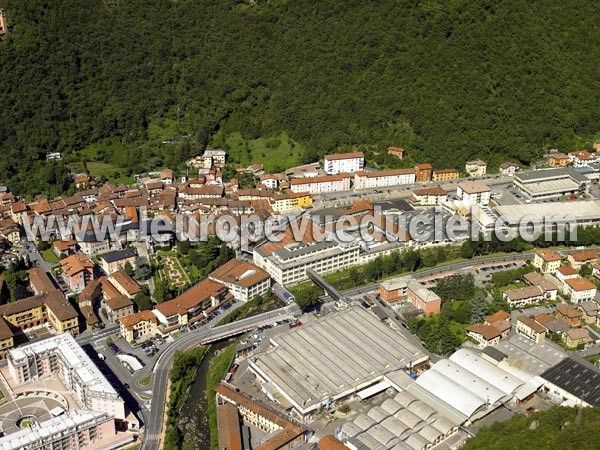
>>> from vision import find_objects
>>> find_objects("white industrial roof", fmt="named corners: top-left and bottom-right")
top-left (449, 349), bottom-right (524, 395)
top-left (415, 369), bottom-right (487, 418)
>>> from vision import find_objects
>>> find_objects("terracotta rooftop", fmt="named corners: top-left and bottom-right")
top-left (466, 324), bottom-right (502, 341)
top-left (558, 266), bottom-right (578, 276)
top-left (413, 186), bottom-right (447, 196)
top-left (556, 304), bottom-right (583, 318)
top-left (60, 254), bottom-right (94, 277)
top-left (485, 310), bottom-right (510, 324)
top-left (290, 174), bottom-right (350, 186)
top-left (569, 250), bottom-right (598, 262)
top-left (324, 152), bottom-right (364, 161)
top-left (209, 259), bottom-right (270, 288)
top-left (119, 310), bottom-right (157, 330)
top-left (518, 315), bottom-right (546, 334)
top-left (217, 402), bottom-right (242, 450)
top-left (155, 278), bottom-right (228, 317)
top-left (27, 267), bottom-right (56, 294)
top-left (105, 295), bottom-right (134, 311)
top-left (535, 249), bottom-right (562, 262)
top-left (318, 436), bottom-right (350, 450)
top-left (565, 277), bottom-right (596, 292)
top-left (110, 270), bottom-right (142, 297)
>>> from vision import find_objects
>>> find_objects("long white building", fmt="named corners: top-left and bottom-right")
top-left (290, 174), bottom-right (351, 194)
top-left (323, 152), bottom-right (364, 175)
top-left (353, 169), bottom-right (416, 190)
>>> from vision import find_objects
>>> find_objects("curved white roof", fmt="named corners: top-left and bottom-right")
top-left (367, 406), bottom-right (389, 423)
top-left (340, 422), bottom-right (361, 438)
top-left (415, 368), bottom-right (487, 417)
top-left (381, 398), bottom-right (403, 415)
top-left (432, 416), bottom-right (455, 435)
top-left (394, 408), bottom-right (423, 428)
top-left (450, 349), bottom-right (524, 395)
top-left (354, 414), bottom-right (376, 431)
top-left (392, 442), bottom-right (413, 450)
top-left (367, 424), bottom-right (396, 446)
top-left (381, 416), bottom-right (411, 436)
top-left (432, 359), bottom-right (506, 405)
top-left (394, 390), bottom-right (417, 407)
top-left (357, 432), bottom-right (381, 449)
top-left (418, 424), bottom-right (441, 443)
top-left (410, 400), bottom-right (436, 420)
top-left (405, 433), bottom-right (429, 450)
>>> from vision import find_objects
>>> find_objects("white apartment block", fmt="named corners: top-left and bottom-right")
top-left (253, 241), bottom-right (360, 285)
top-left (564, 277), bottom-right (597, 303)
top-left (209, 259), bottom-right (272, 302)
top-left (323, 152), bottom-right (364, 175)
top-left (456, 181), bottom-right (491, 206)
top-left (353, 169), bottom-right (416, 190)
top-left (290, 174), bottom-right (351, 194)
top-left (7, 334), bottom-right (128, 423)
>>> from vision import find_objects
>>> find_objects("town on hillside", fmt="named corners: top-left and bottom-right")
top-left (1, 145), bottom-right (600, 449)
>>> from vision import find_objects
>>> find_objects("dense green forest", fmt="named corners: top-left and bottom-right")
top-left (1, 0), bottom-right (600, 197)
top-left (462, 407), bottom-right (600, 450)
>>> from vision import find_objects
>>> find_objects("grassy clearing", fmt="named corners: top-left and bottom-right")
top-left (206, 343), bottom-right (237, 450)
top-left (224, 131), bottom-right (304, 172)
top-left (41, 248), bottom-right (59, 263)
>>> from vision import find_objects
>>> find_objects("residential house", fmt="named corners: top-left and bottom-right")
top-left (556, 265), bottom-right (578, 283)
top-left (407, 280), bottom-right (441, 316)
top-left (52, 239), bottom-right (77, 258)
top-left (535, 313), bottom-right (569, 335)
top-left (564, 328), bottom-right (591, 348)
top-left (567, 250), bottom-right (598, 270)
top-left (387, 147), bottom-right (405, 159)
top-left (160, 168), bottom-right (174, 185)
top-left (466, 324), bottom-right (502, 347)
top-left (522, 272), bottom-right (559, 301)
top-left (532, 249), bottom-right (562, 274)
top-left (564, 277), bottom-right (597, 303)
top-left (60, 254), bottom-right (94, 293)
top-left (578, 301), bottom-right (599, 324)
top-left (555, 304), bottom-right (582, 327)
top-left (9, 202), bottom-right (28, 226)
top-left (549, 153), bottom-right (569, 167)
top-left (99, 248), bottom-right (136, 275)
top-left (465, 160), bottom-right (487, 177)
top-left (516, 316), bottom-right (546, 343)
top-left (504, 285), bottom-right (545, 308)
top-left (208, 259), bottom-right (271, 302)
top-left (104, 295), bottom-right (135, 324)
top-left (0, 218), bottom-right (20, 245)
top-left (483, 310), bottom-right (512, 338)
top-left (499, 162), bottom-right (520, 175)
top-left (119, 310), bottom-right (158, 343)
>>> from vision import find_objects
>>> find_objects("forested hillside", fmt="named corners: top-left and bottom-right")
top-left (1, 0), bottom-right (600, 197)
top-left (462, 407), bottom-right (600, 450)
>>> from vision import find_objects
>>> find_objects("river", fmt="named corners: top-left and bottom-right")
top-left (178, 340), bottom-right (232, 449)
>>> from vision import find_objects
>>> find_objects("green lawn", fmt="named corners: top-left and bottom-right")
top-left (41, 248), bottom-right (59, 263)
top-left (223, 131), bottom-right (304, 172)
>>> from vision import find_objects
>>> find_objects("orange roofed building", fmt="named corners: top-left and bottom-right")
top-left (153, 278), bottom-right (231, 332)
top-left (209, 259), bottom-right (271, 302)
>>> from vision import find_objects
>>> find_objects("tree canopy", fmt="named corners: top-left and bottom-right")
top-left (2, 0), bottom-right (600, 197)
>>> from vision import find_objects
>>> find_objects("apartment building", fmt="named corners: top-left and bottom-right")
top-left (353, 168), bottom-right (416, 190)
top-left (465, 324), bottom-right (502, 347)
top-left (432, 169), bottom-right (459, 181)
top-left (532, 249), bottom-right (562, 274)
top-left (516, 316), bottom-right (546, 343)
top-left (119, 310), bottom-right (158, 343)
top-left (456, 181), bottom-right (491, 206)
top-left (323, 152), bottom-right (364, 175)
top-left (60, 254), bottom-right (95, 293)
top-left (7, 334), bottom-right (128, 422)
top-left (563, 277), bottom-right (597, 303)
top-left (414, 163), bottom-right (433, 182)
top-left (290, 174), bottom-right (351, 194)
top-left (209, 259), bottom-right (271, 302)
top-left (99, 248), bottom-right (136, 275)
top-left (153, 278), bottom-right (231, 331)
top-left (567, 250), bottom-right (598, 270)
top-left (503, 285), bottom-right (545, 308)
top-left (410, 186), bottom-right (447, 207)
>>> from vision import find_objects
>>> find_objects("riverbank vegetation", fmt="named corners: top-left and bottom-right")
top-left (206, 344), bottom-right (237, 450)
top-left (164, 347), bottom-right (207, 450)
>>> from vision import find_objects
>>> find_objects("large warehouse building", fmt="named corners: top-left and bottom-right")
top-left (249, 307), bottom-right (427, 418)
top-left (512, 168), bottom-right (589, 200)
